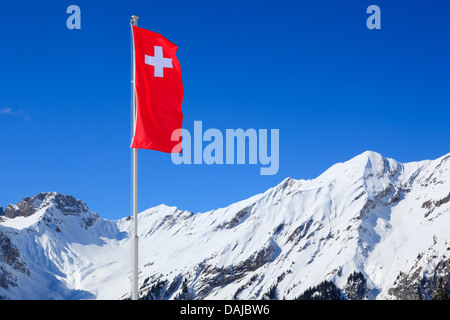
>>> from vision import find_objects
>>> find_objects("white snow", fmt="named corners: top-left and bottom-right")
top-left (1, 151), bottom-right (450, 300)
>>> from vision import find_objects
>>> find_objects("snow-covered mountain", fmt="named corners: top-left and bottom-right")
top-left (1, 151), bottom-right (449, 300)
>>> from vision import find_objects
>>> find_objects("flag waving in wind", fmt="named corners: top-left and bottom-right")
top-left (131, 26), bottom-right (183, 153)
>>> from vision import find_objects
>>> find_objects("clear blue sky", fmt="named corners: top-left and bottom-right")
top-left (1, 0), bottom-right (449, 220)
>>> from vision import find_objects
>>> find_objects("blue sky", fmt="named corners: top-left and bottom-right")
top-left (1, 0), bottom-right (449, 220)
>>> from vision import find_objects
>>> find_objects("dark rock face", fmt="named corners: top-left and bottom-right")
top-left (422, 193), bottom-right (450, 218)
top-left (0, 232), bottom-right (29, 289)
top-left (141, 275), bottom-right (183, 300)
top-left (4, 192), bottom-right (89, 219)
top-left (388, 259), bottom-right (450, 300)
top-left (0, 232), bottom-right (28, 275)
top-left (4, 196), bottom-right (41, 219)
top-left (51, 193), bottom-right (89, 215)
top-left (224, 205), bottom-right (253, 229)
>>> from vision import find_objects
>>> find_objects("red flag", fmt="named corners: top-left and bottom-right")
top-left (131, 26), bottom-right (183, 153)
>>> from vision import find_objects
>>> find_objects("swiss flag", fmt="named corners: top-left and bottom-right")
top-left (131, 26), bottom-right (183, 153)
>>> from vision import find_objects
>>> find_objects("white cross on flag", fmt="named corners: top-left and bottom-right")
top-left (145, 46), bottom-right (173, 78)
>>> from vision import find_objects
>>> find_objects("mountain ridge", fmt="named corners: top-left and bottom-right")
top-left (1, 151), bottom-right (449, 300)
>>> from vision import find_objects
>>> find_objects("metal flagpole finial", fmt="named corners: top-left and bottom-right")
top-left (131, 15), bottom-right (139, 24)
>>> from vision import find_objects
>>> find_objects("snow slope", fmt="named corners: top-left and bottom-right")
top-left (1, 151), bottom-right (449, 300)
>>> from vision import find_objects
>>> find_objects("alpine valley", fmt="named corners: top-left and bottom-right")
top-left (1, 151), bottom-right (450, 300)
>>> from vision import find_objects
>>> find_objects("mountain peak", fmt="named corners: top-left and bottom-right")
top-left (349, 150), bottom-right (384, 165)
top-left (4, 192), bottom-right (89, 219)
top-left (353, 150), bottom-right (390, 175)
top-left (319, 151), bottom-right (402, 182)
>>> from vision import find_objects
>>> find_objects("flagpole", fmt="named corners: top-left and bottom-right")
top-left (130, 14), bottom-right (139, 301)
